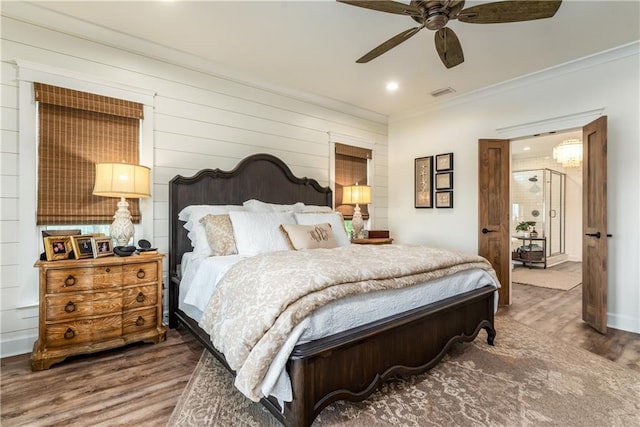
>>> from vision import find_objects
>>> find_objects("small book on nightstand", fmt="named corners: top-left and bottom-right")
top-left (367, 230), bottom-right (390, 239)
top-left (137, 250), bottom-right (158, 256)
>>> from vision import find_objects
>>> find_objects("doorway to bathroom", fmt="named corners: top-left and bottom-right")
top-left (510, 130), bottom-right (583, 290)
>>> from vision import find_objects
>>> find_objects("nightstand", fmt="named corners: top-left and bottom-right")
top-left (351, 238), bottom-right (393, 245)
top-left (31, 253), bottom-right (167, 370)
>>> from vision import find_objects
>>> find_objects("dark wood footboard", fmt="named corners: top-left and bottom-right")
top-left (170, 276), bottom-right (495, 427)
top-left (274, 285), bottom-right (495, 427)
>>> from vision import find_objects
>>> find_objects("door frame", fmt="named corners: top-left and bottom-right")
top-left (482, 109), bottom-right (605, 307)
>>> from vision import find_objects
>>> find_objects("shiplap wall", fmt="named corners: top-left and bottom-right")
top-left (0, 10), bottom-right (388, 357)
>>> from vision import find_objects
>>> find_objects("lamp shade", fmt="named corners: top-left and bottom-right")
top-left (342, 183), bottom-right (371, 205)
top-left (93, 163), bottom-right (151, 198)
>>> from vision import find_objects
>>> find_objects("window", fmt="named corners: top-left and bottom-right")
top-left (35, 83), bottom-right (144, 225)
top-left (334, 143), bottom-right (372, 220)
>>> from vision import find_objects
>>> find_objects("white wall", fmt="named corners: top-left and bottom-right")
top-left (0, 5), bottom-right (389, 357)
top-left (388, 43), bottom-right (640, 334)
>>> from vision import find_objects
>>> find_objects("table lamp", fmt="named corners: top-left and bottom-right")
top-left (342, 182), bottom-right (371, 240)
top-left (93, 162), bottom-right (151, 247)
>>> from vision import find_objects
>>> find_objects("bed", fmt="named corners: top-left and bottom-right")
top-left (168, 153), bottom-right (498, 427)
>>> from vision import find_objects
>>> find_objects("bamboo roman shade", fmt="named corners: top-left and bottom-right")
top-left (35, 83), bottom-right (144, 225)
top-left (335, 143), bottom-right (372, 220)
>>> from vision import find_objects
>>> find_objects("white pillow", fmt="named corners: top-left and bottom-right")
top-left (298, 204), bottom-right (333, 213)
top-left (294, 212), bottom-right (350, 247)
top-left (280, 223), bottom-right (339, 250)
top-left (178, 205), bottom-right (245, 258)
top-left (229, 211), bottom-right (297, 256)
top-left (243, 199), bottom-right (304, 213)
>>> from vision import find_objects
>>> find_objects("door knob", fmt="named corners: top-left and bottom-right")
top-left (585, 232), bottom-right (601, 238)
top-left (482, 228), bottom-right (496, 234)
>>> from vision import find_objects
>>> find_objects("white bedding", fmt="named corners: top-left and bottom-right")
top-left (179, 250), bottom-right (499, 404)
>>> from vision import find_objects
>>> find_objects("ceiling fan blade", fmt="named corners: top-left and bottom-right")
top-left (337, 0), bottom-right (423, 17)
top-left (458, 1), bottom-right (562, 24)
top-left (356, 26), bottom-right (423, 63)
top-left (434, 27), bottom-right (464, 69)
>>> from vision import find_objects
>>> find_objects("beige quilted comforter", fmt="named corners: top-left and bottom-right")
top-left (199, 244), bottom-right (498, 401)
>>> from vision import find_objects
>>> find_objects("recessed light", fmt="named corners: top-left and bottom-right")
top-left (386, 81), bottom-right (399, 92)
top-left (523, 147), bottom-right (531, 151)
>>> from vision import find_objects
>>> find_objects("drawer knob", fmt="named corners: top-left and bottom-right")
top-left (135, 316), bottom-right (145, 326)
top-left (64, 275), bottom-right (76, 287)
top-left (64, 301), bottom-right (77, 313)
top-left (64, 328), bottom-right (75, 339)
top-left (136, 292), bottom-right (145, 303)
top-left (105, 267), bottom-right (111, 273)
top-left (136, 269), bottom-right (146, 279)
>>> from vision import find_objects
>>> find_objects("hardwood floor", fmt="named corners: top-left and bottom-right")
top-left (501, 261), bottom-right (640, 373)
top-left (2, 263), bottom-right (638, 425)
top-left (1, 326), bottom-right (204, 427)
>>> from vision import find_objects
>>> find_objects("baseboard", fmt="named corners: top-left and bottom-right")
top-left (1, 334), bottom-right (36, 359)
top-left (608, 313), bottom-right (640, 334)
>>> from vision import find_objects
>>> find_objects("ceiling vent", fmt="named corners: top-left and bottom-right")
top-left (430, 87), bottom-right (455, 97)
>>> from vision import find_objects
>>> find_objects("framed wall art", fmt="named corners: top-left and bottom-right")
top-left (435, 171), bottom-right (453, 190)
top-left (435, 152), bottom-right (454, 172)
top-left (414, 156), bottom-right (433, 208)
top-left (435, 191), bottom-right (454, 209)
top-left (92, 237), bottom-right (113, 258)
top-left (43, 236), bottom-right (72, 261)
top-left (70, 235), bottom-right (95, 259)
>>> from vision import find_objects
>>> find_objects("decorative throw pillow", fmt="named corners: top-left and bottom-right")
top-left (199, 214), bottom-right (238, 256)
top-left (294, 212), bottom-right (350, 247)
top-left (178, 204), bottom-right (245, 258)
top-left (280, 223), bottom-right (339, 250)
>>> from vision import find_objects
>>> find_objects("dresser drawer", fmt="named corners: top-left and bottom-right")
top-left (45, 290), bottom-right (123, 321)
top-left (122, 307), bottom-right (157, 334)
top-left (46, 266), bottom-right (122, 293)
top-left (45, 315), bottom-right (122, 348)
top-left (122, 285), bottom-right (157, 310)
top-left (123, 262), bottom-right (157, 284)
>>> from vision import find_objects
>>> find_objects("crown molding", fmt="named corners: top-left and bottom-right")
top-left (390, 41), bottom-right (639, 123)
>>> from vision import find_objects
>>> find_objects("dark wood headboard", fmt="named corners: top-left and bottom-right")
top-left (168, 153), bottom-right (332, 277)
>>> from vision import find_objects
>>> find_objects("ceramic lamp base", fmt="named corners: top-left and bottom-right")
top-left (352, 204), bottom-right (364, 240)
top-left (110, 196), bottom-right (134, 247)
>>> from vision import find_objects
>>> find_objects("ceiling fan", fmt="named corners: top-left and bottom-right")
top-left (337, 0), bottom-right (562, 68)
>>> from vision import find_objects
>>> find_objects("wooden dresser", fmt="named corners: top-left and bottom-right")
top-left (32, 253), bottom-right (167, 370)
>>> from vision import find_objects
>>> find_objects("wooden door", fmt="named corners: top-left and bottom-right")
top-left (582, 116), bottom-right (608, 333)
top-left (478, 139), bottom-right (511, 305)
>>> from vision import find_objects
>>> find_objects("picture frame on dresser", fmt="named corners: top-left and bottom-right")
top-left (415, 156), bottom-right (434, 208)
top-left (70, 235), bottom-right (95, 259)
top-left (43, 236), bottom-right (72, 261)
top-left (92, 237), bottom-right (113, 257)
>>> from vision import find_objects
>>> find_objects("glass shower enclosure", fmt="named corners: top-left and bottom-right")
top-left (512, 168), bottom-right (566, 258)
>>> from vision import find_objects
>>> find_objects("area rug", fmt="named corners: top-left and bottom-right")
top-left (167, 316), bottom-right (639, 427)
top-left (512, 267), bottom-right (581, 291)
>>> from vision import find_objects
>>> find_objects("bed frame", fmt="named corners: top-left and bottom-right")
top-left (168, 153), bottom-right (496, 427)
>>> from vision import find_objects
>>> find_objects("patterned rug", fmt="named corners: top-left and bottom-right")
top-left (512, 267), bottom-right (581, 291)
top-left (168, 317), bottom-right (639, 427)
